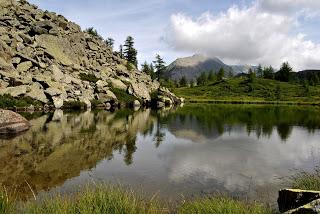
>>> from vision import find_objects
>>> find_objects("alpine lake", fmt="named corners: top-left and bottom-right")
top-left (1, 104), bottom-right (320, 206)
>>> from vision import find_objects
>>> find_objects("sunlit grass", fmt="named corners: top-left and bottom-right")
top-left (21, 185), bottom-right (164, 214)
top-left (290, 167), bottom-right (320, 191)
top-left (0, 184), bottom-right (276, 214)
top-left (178, 197), bottom-right (273, 214)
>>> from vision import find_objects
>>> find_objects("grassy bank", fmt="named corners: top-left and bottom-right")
top-left (173, 78), bottom-right (320, 105)
top-left (290, 167), bottom-right (320, 191)
top-left (0, 184), bottom-right (272, 214)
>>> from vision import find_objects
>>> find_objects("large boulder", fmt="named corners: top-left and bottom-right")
top-left (0, 85), bottom-right (29, 97)
top-left (278, 189), bottom-right (320, 213)
top-left (131, 82), bottom-right (150, 101)
top-left (0, 109), bottom-right (31, 136)
top-left (16, 61), bottom-right (33, 72)
top-left (109, 78), bottom-right (127, 91)
top-left (26, 84), bottom-right (48, 103)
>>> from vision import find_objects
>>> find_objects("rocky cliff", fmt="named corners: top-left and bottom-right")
top-left (0, 0), bottom-right (180, 109)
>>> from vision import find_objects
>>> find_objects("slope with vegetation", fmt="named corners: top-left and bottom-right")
top-left (172, 62), bottom-right (320, 104)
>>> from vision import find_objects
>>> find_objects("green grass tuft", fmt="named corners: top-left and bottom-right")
top-left (178, 197), bottom-right (272, 214)
top-left (110, 87), bottom-right (137, 104)
top-left (79, 73), bottom-right (101, 83)
top-left (21, 185), bottom-right (163, 214)
top-left (290, 167), bottom-right (320, 191)
top-left (0, 94), bottom-right (43, 108)
top-left (0, 190), bottom-right (13, 214)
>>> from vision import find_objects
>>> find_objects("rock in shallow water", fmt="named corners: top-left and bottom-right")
top-left (0, 109), bottom-right (30, 135)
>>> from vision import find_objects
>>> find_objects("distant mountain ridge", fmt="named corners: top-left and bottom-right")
top-left (165, 54), bottom-right (255, 81)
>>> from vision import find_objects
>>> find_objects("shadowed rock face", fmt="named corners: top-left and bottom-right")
top-left (0, 109), bottom-right (154, 199)
top-left (0, 109), bottom-right (30, 136)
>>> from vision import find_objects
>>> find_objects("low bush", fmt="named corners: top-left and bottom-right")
top-left (79, 73), bottom-right (100, 83)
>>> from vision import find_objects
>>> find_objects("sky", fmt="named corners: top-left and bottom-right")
top-left (28, 0), bottom-right (320, 70)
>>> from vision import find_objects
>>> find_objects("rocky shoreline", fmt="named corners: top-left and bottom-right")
top-left (0, 0), bottom-right (183, 110)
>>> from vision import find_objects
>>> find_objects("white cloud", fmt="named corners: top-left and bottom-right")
top-left (166, 2), bottom-right (320, 70)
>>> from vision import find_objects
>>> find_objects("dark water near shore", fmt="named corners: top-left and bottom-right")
top-left (1, 104), bottom-right (320, 204)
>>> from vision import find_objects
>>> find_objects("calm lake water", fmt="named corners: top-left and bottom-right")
top-left (1, 104), bottom-right (320, 204)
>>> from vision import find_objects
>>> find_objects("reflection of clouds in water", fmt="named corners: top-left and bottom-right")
top-left (165, 127), bottom-right (320, 192)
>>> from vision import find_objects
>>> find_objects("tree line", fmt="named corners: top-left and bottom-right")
top-left (173, 62), bottom-right (320, 88)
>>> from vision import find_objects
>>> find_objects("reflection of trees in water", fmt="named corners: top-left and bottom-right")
top-left (154, 113), bottom-right (166, 148)
top-left (276, 123), bottom-right (292, 142)
top-left (124, 138), bottom-right (137, 165)
top-left (0, 109), bottom-right (155, 199)
top-left (162, 105), bottom-right (320, 142)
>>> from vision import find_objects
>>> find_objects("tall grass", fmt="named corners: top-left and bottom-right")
top-left (0, 184), bottom-right (274, 214)
top-left (290, 167), bottom-right (320, 190)
top-left (0, 189), bottom-right (13, 214)
top-left (21, 185), bottom-right (164, 214)
top-left (178, 197), bottom-right (273, 214)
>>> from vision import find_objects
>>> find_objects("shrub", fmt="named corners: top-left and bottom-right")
top-left (0, 94), bottom-right (43, 108)
top-left (79, 73), bottom-right (100, 83)
top-left (84, 27), bottom-right (103, 40)
top-left (110, 87), bottom-right (137, 104)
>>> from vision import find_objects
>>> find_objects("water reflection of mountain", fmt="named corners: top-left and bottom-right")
top-left (0, 109), bottom-right (154, 199)
top-left (163, 104), bottom-right (320, 142)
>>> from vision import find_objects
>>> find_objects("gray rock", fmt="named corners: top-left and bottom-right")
top-left (0, 85), bottom-right (29, 97)
top-left (26, 84), bottom-right (48, 103)
top-left (87, 42), bottom-right (98, 51)
top-left (12, 57), bottom-right (21, 64)
top-left (18, 33), bottom-right (32, 44)
top-left (52, 96), bottom-right (64, 109)
top-left (131, 82), bottom-right (150, 101)
top-left (31, 26), bottom-right (48, 34)
top-left (98, 90), bottom-right (117, 103)
top-left (133, 100), bottom-right (140, 107)
top-left (109, 78), bottom-right (127, 90)
top-left (0, 109), bottom-right (31, 135)
top-left (17, 61), bottom-right (33, 72)
top-left (50, 64), bottom-right (64, 82)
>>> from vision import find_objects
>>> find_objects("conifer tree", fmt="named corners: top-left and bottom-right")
top-left (153, 54), bottom-right (166, 80)
top-left (124, 36), bottom-right (138, 68)
top-left (217, 68), bottom-right (225, 81)
top-left (106, 37), bottom-right (115, 50)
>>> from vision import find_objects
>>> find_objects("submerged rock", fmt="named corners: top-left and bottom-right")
top-left (0, 109), bottom-right (30, 135)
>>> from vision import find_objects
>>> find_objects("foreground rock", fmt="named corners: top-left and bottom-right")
top-left (278, 189), bottom-right (320, 213)
top-left (0, 0), bottom-right (181, 109)
top-left (0, 109), bottom-right (30, 135)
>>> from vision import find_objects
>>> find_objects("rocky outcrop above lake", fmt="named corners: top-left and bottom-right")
top-left (0, 0), bottom-right (181, 109)
top-left (0, 109), bottom-right (30, 135)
